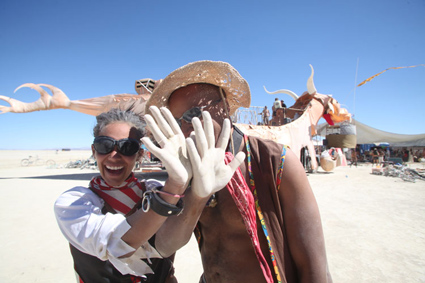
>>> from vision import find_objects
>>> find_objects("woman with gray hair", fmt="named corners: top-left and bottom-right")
top-left (54, 108), bottom-right (187, 282)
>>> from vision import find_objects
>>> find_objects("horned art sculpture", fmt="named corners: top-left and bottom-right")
top-left (0, 67), bottom-right (351, 171)
top-left (236, 65), bottom-right (351, 171)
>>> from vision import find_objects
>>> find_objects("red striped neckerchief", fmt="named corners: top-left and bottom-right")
top-left (89, 173), bottom-right (144, 215)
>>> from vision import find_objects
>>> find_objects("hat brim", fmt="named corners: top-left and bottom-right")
top-left (145, 60), bottom-right (251, 116)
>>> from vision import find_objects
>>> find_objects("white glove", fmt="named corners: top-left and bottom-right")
top-left (141, 106), bottom-right (192, 189)
top-left (186, 111), bottom-right (246, 198)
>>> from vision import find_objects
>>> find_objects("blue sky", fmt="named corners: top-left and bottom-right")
top-left (0, 0), bottom-right (424, 150)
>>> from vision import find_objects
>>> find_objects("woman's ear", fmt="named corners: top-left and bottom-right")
top-left (137, 149), bottom-right (144, 162)
top-left (91, 144), bottom-right (96, 159)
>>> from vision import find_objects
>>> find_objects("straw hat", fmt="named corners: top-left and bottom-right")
top-left (145, 60), bottom-right (251, 115)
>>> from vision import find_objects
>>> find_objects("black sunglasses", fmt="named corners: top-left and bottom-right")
top-left (93, 136), bottom-right (141, 156)
top-left (175, 99), bottom-right (222, 127)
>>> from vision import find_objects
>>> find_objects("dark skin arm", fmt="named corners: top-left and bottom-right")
top-left (279, 148), bottom-right (332, 282)
top-left (154, 187), bottom-right (211, 257)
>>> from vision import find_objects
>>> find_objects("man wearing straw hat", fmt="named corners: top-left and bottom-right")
top-left (144, 60), bottom-right (331, 283)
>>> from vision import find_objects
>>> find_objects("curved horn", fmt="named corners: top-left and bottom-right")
top-left (263, 85), bottom-right (299, 100)
top-left (307, 64), bottom-right (317, 94)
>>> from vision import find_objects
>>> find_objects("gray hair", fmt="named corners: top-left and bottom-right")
top-left (93, 108), bottom-right (146, 139)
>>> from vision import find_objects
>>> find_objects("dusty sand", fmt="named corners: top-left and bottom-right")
top-left (0, 150), bottom-right (424, 282)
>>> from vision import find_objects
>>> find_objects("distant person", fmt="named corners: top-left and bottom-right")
top-left (413, 151), bottom-right (419, 162)
top-left (350, 148), bottom-right (358, 167)
top-left (261, 106), bottom-right (270, 125)
top-left (408, 149), bottom-right (414, 163)
top-left (330, 147), bottom-right (337, 160)
top-left (403, 149), bottom-right (409, 162)
top-left (372, 148), bottom-right (379, 165)
top-left (281, 100), bottom-right (288, 119)
top-left (378, 148), bottom-right (384, 165)
top-left (272, 97), bottom-right (282, 117)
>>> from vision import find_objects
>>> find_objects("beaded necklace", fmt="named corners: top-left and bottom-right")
top-left (244, 135), bottom-right (287, 283)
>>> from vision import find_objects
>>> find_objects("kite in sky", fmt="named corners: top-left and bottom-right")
top-left (357, 64), bottom-right (424, 87)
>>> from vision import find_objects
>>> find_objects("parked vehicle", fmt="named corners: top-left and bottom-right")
top-left (21, 155), bottom-right (55, 167)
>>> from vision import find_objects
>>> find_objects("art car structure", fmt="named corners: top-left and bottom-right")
top-left (235, 66), bottom-right (352, 172)
top-left (0, 66), bottom-right (352, 172)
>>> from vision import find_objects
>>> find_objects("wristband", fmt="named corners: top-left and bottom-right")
top-left (151, 186), bottom-right (185, 198)
top-left (141, 190), bottom-right (184, 216)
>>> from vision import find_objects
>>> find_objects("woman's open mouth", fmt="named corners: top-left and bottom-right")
top-left (105, 165), bottom-right (124, 174)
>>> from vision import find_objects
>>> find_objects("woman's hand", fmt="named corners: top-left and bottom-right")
top-left (186, 111), bottom-right (245, 198)
top-left (141, 106), bottom-right (192, 190)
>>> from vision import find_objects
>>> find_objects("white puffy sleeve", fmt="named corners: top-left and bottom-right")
top-left (54, 186), bottom-right (162, 276)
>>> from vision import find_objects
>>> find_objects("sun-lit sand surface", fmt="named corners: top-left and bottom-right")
top-left (0, 150), bottom-right (424, 282)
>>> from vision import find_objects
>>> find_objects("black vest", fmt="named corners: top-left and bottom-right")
top-left (69, 198), bottom-right (174, 283)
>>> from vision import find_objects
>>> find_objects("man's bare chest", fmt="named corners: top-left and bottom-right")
top-left (198, 160), bottom-right (250, 230)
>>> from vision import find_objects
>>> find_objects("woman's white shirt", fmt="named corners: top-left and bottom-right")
top-left (54, 179), bottom-right (163, 276)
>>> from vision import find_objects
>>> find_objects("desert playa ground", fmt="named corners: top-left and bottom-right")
top-left (0, 150), bottom-right (424, 282)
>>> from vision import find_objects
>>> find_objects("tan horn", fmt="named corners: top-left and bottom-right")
top-left (307, 64), bottom-right (317, 94)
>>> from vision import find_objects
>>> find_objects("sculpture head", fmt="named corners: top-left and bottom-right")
top-left (323, 97), bottom-right (351, 125)
top-left (306, 65), bottom-right (351, 125)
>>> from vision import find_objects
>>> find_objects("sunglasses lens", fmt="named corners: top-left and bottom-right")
top-left (93, 137), bottom-right (139, 156)
top-left (118, 139), bottom-right (140, 156)
top-left (93, 137), bottom-right (115, 154)
top-left (182, 107), bottom-right (202, 123)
